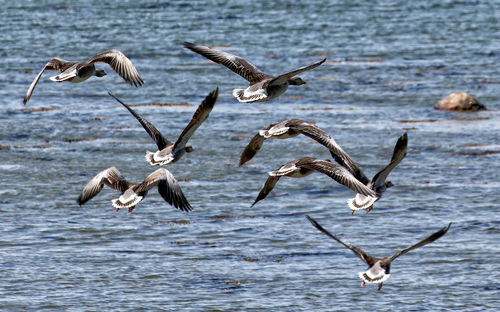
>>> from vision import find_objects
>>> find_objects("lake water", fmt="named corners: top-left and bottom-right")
top-left (1, 1), bottom-right (499, 311)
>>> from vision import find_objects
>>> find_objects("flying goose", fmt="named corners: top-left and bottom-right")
top-left (77, 167), bottom-right (191, 212)
top-left (24, 49), bottom-right (143, 105)
top-left (348, 132), bottom-right (408, 214)
top-left (306, 215), bottom-right (451, 290)
top-left (108, 88), bottom-right (218, 166)
top-left (239, 119), bottom-right (369, 184)
top-left (251, 157), bottom-right (376, 207)
top-left (184, 42), bottom-right (325, 103)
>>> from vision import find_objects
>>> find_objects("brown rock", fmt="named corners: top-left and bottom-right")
top-left (435, 92), bottom-right (486, 112)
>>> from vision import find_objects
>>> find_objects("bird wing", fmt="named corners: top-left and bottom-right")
top-left (251, 176), bottom-right (280, 207)
top-left (172, 88), bottom-right (218, 153)
top-left (184, 42), bottom-right (270, 84)
top-left (371, 132), bottom-right (408, 187)
top-left (238, 121), bottom-right (279, 166)
top-left (306, 215), bottom-right (377, 266)
top-left (301, 159), bottom-right (376, 197)
top-left (133, 168), bottom-right (192, 212)
top-left (108, 92), bottom-right (172, 150)
top-left (389, 223), bottom-right (452, 262)
top-left (23, 58), bottom-right (76, 105)
top-left (266, 58), bottom-right (326, 87)
top-left (77, 167), bottom-right (130, 205)
top-left (85, 49), bottom-right (143, 87)
top-left (292, 122), bottom-right (370, 184)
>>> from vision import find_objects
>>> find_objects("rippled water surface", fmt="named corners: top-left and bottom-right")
top-left (1, 1), bottom-right (500, 311)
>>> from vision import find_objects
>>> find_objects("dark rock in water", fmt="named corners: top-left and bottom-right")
top-left (435, 92), bottom-right (486, 112)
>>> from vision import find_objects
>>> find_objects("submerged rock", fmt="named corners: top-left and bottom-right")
top-left (435, 92), bottom-right (486, 112)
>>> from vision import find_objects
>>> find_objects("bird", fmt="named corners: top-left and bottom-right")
top-left (348, 132), bottom-right (408, 214)
top-left (108, 88), bottom-right (218, 166)
top-left (24, 49), bottom-right (143, 105)
top-left (77, 167), bottom-right (191, 212)
top-left (239, 119), bottom-right (369, 184)
top-left (251, 157), bottom-right (376, 207)
top-left (306, 215), bottom-right (451, 291)
top-left (184, 42), bottom-right (325, 103)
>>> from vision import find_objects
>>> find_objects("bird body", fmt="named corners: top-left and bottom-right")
top-left (251, 157), bottom-right (376, 207)
top-left (184, 42), bottom-right (325, 103)
top-left (24, 49), bottom-right (143, 105)
top-left (348, 133), bottom-right (408, 213)
top-left (77, 167), bottom-right (191, 212)
top-left (108, 88), bottom-right (218, 166)
top-left (307, 215), bottom-right (451, 290)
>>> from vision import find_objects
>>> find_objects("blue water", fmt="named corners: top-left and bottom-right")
top-left (1, 1), bottom-right (499, 311)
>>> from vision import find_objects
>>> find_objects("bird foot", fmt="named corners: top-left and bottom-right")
top-left (115, 207), bottom-right (120, 212)
top-left (128, 206), bottom-right (135, 213)
top-left (361, 281), bottom-right (365, 288)
top-left (378, 283), bottom-right (383, 291)
top-left (366, 205), bottom-right (373, 214)
top-left (351, 210), bottom-right (355, 215)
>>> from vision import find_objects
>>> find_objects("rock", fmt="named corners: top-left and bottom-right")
top-left (435, 92), bottom-right (486, 112)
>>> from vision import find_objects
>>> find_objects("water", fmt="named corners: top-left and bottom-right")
top-left (1, 0), bottom-right (499, 310)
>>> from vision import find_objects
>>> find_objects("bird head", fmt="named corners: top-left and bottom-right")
top-left (185, 146), bottom-right (194, 153)
top-left (385, 181), bottom-right (394, 188)
top-left (288, 77), bottom-right (306, 85)
top-left (95, 69), bottom-right (107, 77)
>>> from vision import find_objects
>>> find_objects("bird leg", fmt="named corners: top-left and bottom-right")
top-left (115, 207), bottom-right (120, 212)
top-left (365, 205), bottom-right (374, 214)
top-left (378, 282), bottom-right (383, 291)
top-left (351, 210), bottom-right (355, 215)
top-left (128, 206), bottom-right (135, 213)
top-left (361, 281), bottom-right (365, 287)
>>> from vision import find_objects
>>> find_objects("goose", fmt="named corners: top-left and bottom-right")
top-left (184, 42), bottom-right (325, 103)
top-left (24, 49), bottom-right (143, 105)
top-left (306, 215), bottom-right (451, 291)
top-left (251, 157), bottom-right (376, 207)
top-left (348, 132), bottom-right (407, 214)
top-left (108, 88), bottom-right (218, 166)
top-left (77, 167), bottom-right (191, 212)
top-left (239, 118), bottom-right (369, 184)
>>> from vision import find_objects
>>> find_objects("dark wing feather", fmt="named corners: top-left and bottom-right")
top-left (108, 92), bottom-right (172, 150)
top-left (306, 215), bottom-right (376, 266)
top-left (266, 58), bottom-right (326, 87)
top-left (184, 42), bottom-right (270, 84)
top-left (251, 176), bottom-right (280, 207)
top-left (292, 123), bottom-right (370, 184)
top-left (85, 49), bottom-right (143, 87)
top-left (133, 168), bottom-right (192, 212)
top-left (300, 159), bottom-right (376, 197)
top-left (371, 132), bottom-right (408, 186)
top-left (23, 58), bottom-right (76, 105)
top-left (77, 167), bottom-right (131, 205)
top-left (238, 122), bottom-right (279, 166)
top-left (172, 88), bottom-right (218, 152)
top-left (389, 223), bottom-right (452, 262)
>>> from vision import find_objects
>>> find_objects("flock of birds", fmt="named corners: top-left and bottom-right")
top-left (23, 42), bottom-right (451, 291)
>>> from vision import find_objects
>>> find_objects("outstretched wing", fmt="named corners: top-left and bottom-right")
top-left (108, 92), bottom-right (172, 150)
top-left (292, 122), bottom-right (370, 184)
top-left (372, 132), bottom-right (408, 187)
top-left (85, 49), bottom-right (143, 87)
top-left (389, 223), bottom-right (451, 262)
top-left (300, 159), bottom-right (376, 197)
top-left (306, 215), bottom-right (377, 266)
top-left (77, 167), bottom-right (130, 205)
top-left (184, 42), bottom-right (270, 84)
top-left (251, 176), bottom-right (280, 207)
top-left (23, 58), bottom-right (76, 105)
top-left (133, 168), bottom-right (192, 212)
top-left (172, 88), bottom-right (218, 153)
top-left (267, 58), bottom-right (326, 87)
top-left (238, 122), bottom-right (279, 166)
